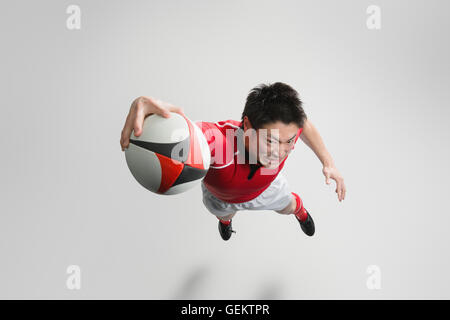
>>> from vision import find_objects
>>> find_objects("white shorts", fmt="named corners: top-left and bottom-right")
top-left (201, 173), bottom-right (293, 217)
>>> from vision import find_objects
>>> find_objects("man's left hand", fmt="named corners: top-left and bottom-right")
top-left (323, 165), bottom-right (346, 202)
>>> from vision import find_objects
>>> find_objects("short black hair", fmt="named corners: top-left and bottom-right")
top-left (241, 82), bottom-right (307, 129)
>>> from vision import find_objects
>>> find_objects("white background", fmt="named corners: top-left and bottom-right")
top-left (1, 0), bottom-right (449, 299)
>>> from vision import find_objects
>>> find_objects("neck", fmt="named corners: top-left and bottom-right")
top-left (240, 124), bottom-right (263, 167)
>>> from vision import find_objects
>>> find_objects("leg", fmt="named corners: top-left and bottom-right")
top-left (276, 192), bottom-right (308, 222)
top-left (217, 211), bottom-right (237, 241)
top-left (244, 174), bottom-right (314, 236)
top-left (201, 181), bottom-right (237, 219)
top-left (276, 192), bottom-right (315, 236)
top-left (200, 182), bottom-right (238, 241)
top-left (275, 194), bottom-right (296, 215)
top-left (217, 211), bottom-right (237, 221)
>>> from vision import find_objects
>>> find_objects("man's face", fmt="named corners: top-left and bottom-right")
top-left (243, 117), bottom-right (299, 169)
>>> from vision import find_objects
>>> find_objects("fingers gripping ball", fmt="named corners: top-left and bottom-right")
top-left (125, 113), bottom-right (211, 195)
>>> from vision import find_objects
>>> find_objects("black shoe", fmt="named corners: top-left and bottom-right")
top-left (218, 219), bottom-right (236, 241)
top-left (296, 210), bottom-right (315, 236)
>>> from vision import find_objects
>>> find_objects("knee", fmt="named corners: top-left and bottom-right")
top-left (217, 212), bottom-right (236, 221)
top-left (276, 197), bottom-right (296, 215)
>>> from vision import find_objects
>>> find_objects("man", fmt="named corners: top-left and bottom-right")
top-left (120, 82), bottom-right (346, 241)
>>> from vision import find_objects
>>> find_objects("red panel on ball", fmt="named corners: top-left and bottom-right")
top-left (155, 153), bottom-right (184, 194)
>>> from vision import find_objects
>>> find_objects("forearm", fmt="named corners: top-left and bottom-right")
top-left (300, 120), bottom-right (335, 167)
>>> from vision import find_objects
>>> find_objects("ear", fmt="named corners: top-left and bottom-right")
top-left (243, 116), bottom-right (253, 131)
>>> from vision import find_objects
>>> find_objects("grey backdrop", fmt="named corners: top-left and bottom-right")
top-left (1, 0), bottom-right (449, 299)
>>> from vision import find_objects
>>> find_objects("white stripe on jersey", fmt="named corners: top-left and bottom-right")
top-left (209, 151), bottom-right (240, 169)
top-left (209, 122), bottom-right (240, 169)
top-left (210, 160), bottom-right (234, 169)
top-left (214, 121), bottom-right (241, 129)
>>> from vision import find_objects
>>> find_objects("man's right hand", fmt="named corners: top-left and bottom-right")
top-left (120, 96), bottom-right (185, 151)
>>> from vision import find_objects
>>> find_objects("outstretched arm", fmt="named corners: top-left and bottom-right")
top-left (300, 119), bottom-right (346, 202)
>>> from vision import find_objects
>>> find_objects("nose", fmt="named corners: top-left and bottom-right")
top-left (269, 146), bottom-right (290, 160)
top-left (280, 145), bottom-right (291, 157)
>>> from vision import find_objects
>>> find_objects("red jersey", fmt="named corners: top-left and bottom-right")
top-left (195, 120), bottom-right (302, 203)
